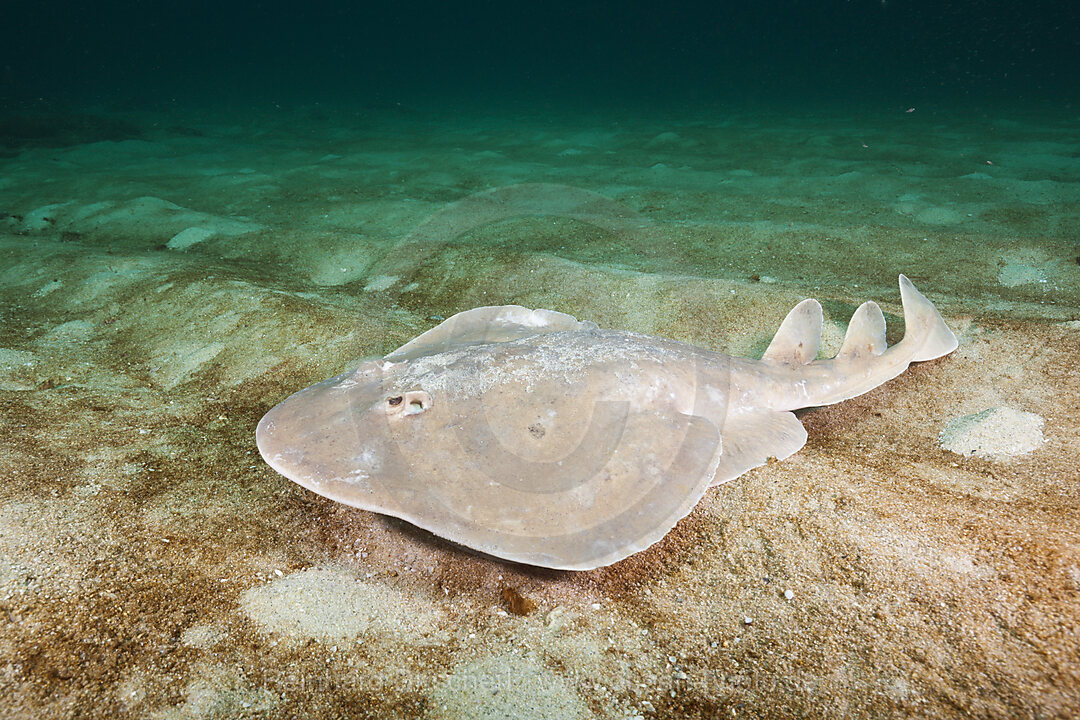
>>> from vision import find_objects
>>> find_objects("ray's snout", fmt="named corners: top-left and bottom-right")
top-left (256, 365), bottom-right (386, 498)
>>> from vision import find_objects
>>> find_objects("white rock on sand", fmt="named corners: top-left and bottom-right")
top-left (238, 566), bottom-right (441, 641)
top-left (940, 407), bottom-right (1045, 460)
top-left (166, 226), bottom-right (215, 250)
top-left (429, 653), bottom-right (593, 720)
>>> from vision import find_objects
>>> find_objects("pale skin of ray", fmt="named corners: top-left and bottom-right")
top-left (257, 276), bottom-right (957, 571)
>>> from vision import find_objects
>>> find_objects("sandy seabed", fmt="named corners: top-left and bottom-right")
top-left (0, 105), bottom-right (1078, 719)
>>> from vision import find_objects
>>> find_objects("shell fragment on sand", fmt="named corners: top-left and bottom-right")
top-left (256, 276), bottom-right (958, 570)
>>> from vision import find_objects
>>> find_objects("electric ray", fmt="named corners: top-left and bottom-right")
top-left (256, 275), bottom-right (958, 570)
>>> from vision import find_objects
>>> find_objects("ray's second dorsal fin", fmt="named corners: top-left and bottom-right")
top-left (837, 301), bottom-right (887, 359)
top-left (761, 299), bottom-right (822, 365)
top-left (386, 306), bottom-right (595, 362)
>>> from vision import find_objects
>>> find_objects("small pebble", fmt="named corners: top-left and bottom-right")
top-left (784, 589), bottom-right (794, 600)
top-left (743, 616), bottom-right (753, 625)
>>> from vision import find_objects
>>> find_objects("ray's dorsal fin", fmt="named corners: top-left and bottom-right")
top-left (837, 301), bottom-right (887, 359)
top-left (761, 299), bottom-right (822, 365)
top-left (386, 305), bottom-right (595, 362)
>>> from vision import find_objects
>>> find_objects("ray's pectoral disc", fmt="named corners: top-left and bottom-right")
top-left (257, 328), bottom-right (725, 571)
top-left (379, 377), bottom-right (724, 568)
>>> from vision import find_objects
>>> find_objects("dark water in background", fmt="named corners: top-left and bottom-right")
top-left (1, 0), bottom-right (1077, 113)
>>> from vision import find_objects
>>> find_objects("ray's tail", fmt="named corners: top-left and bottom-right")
top-left (760, 275), bottom-right (958, 410)
top-left (894, 274), bottom-right (961, 362)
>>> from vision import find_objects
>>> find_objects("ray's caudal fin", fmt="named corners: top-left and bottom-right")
top-left (760, 275), bottom-right (958, 411)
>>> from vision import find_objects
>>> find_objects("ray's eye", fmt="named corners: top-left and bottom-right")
top-left (386, 390), bottom-right (431, 418)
